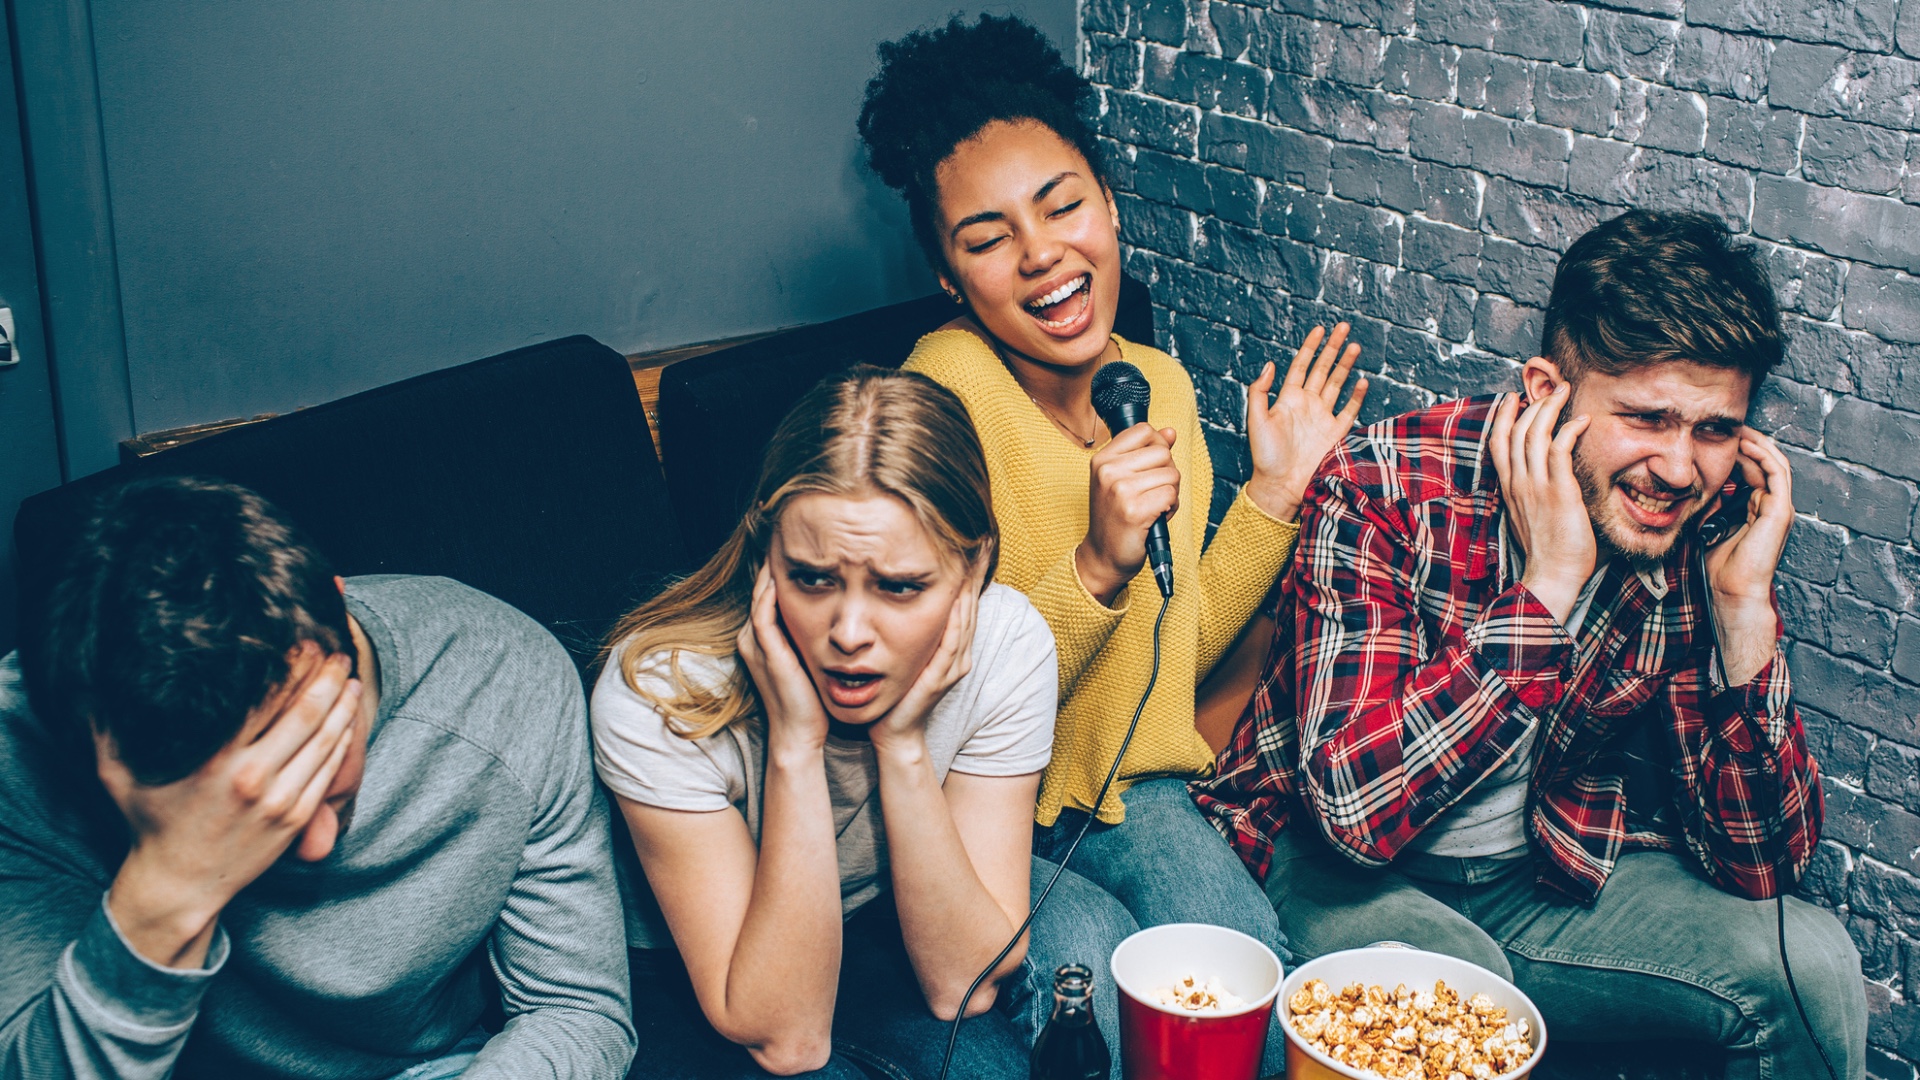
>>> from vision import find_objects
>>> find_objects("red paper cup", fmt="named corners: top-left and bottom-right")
top-left (1109, 923), bottom-right (1283, 1080)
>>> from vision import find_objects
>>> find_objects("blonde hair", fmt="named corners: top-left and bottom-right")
top-left (604, 365), bottom-right (998, 739)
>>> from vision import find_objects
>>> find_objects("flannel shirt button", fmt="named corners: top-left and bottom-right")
top-left (1410, 792), bottom-right (1451, 827)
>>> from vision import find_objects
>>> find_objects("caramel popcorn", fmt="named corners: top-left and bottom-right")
top-left (1152, 973), bottom-right (1248, 1014)
top-left (1285, 978), bottom-right (1534, 1080)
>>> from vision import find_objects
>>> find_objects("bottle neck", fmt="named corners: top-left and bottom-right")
top-left (1050, 990), bottom-right (1094, 1026)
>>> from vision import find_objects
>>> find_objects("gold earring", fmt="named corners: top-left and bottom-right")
top-left (947, 291), bottom-right (964, 305)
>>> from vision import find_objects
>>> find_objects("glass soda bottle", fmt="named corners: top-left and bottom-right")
top-left (1031, 963), bottom-right (1111, 1080)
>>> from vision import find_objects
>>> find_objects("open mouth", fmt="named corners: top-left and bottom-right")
top-left (1615, 483), bottom-right (1694, 530)
top-left (821, 668), bottom-right (884, 708)
top-left (1023, 273), bottom-right (1092, 332)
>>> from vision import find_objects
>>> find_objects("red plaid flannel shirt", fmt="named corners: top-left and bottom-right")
top-left (1192, 394), bottom-right (1823, 903)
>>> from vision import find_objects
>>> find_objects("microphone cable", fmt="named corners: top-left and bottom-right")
top-left (936, 593), bottom-right (1172, 1080)
top-left (1778, 892), bottom-right (1839, 1080)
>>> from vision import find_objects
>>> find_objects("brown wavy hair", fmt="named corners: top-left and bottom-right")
top-left (602, 365), bottom-right (997, 740)
top-left (1543, 209), bottom-right (1782, 383)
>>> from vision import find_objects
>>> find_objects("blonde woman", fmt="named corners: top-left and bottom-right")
top-left (592, 367), bottom-right (1134, 1079)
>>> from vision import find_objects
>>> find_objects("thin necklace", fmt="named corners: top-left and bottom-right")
top-left (989, 339), bottom-right (1101, 448)
top-left (1027, 391), bottom-right (1099, 448)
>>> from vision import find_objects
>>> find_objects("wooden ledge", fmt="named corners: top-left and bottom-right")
top-left (627, 329), bottom-right (781, 460)
top-left (121, 414), bottom-right (279, 462)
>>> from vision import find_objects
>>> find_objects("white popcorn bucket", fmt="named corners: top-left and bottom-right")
top-left (1279, 947), bottom-right (1548, 1080)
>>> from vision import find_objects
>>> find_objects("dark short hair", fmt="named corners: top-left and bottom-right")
top-left (857, 14), bottom-right (1106, 271)
top-left (21, 476), bottom-right (352, 786)
top-left (1542, 209), bottom-right (1782, 385)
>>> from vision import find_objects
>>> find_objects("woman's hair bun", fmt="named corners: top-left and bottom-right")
top-left (858, 14), bottom-right (1104, 264)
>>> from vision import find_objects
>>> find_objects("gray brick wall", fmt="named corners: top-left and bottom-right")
top-left (1079, 0), bottom-right (1920, 1072)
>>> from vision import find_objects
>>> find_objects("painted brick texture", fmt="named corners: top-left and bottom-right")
top-left (1081, 0), bottom-right (1920, 1073)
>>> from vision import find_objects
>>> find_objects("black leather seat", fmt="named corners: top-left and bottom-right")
top-left (14, 335), bottom-right (687, 673)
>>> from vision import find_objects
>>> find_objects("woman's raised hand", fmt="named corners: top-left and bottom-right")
top-left (871, 562), bottom-right (986, 754)
top-left (736, 561), bottom-right (829, 754)
top-left (1244, 323), bottom-right (1368, 523)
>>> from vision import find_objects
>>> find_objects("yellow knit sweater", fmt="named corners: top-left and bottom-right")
top-left (904, 330), bottom-right (1300, 825)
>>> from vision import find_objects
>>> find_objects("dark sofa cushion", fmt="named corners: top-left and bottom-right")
top-left (14, 335), bottom-right (687, 672)
top-left (658, 274), bottom-right (1157, 562)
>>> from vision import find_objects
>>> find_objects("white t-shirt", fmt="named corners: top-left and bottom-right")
top-left (592, 582), bottom-right (1057, 943)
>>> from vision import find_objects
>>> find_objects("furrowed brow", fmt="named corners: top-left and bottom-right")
top-left (1617, 402), bottom-right (1744, 428)
top-left (781, 554), bottom-right (834, 575)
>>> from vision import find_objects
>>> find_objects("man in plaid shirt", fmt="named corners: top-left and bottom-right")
top-left (1194, 210), bottom-right (1863, 1076)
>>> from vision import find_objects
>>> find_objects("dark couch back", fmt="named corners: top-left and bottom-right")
top-left (658, 275), bottom-right (1156, 562)
top-left (15, 335), bottom-right (687, 670)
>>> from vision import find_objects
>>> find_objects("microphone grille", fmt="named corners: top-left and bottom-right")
top-left (1089, 361), bottom-right (1151, 419)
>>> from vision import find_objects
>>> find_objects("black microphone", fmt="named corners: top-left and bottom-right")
top-left (1090, 361), bottom-right (1174, 598)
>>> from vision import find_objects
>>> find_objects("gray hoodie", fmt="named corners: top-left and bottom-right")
top-left (0, 575), bottom-right (635, 1079)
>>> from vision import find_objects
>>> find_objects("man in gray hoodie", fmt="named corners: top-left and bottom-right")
top-left (0, 475), bottom-right (636, 1079)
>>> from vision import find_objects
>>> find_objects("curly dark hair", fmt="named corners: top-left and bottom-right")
top-left (858, 13), bottom-right (1106, 271)
top-left (1543, 209), bottom-right (1782, 385)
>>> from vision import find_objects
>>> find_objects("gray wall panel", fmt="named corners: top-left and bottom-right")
top-left (81, 1), bottom-right (1074, 437)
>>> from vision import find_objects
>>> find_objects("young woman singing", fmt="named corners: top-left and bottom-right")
top-left (858, 18), bottom-right (1367, 1067)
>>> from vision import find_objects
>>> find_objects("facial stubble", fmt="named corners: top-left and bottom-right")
top-left (1567, 434), bottom-right (1706, 572)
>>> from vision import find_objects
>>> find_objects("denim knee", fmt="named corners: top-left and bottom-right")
top-left (1238, 891), bottom-right (1287, 962)
top-left (1263, 855), bottom-right (1511, 977)
top-left (1091, 780), bottom-right (1286, 959)
top-left (1025, 857), bottom-right (1138, 975)
top-left (1412, 920), bottom-right (1513, 982)
top-left (1708, 897), bottom-right (1859, 1010)
top-left (1023, 857), bottom-right (1137, 1069)
top-left (1780, 900), bottom-right (1862, 1007)
top-left (1748, 898), bottom-right (1865, 1076)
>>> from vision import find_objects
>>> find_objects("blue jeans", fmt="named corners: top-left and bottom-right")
top-left (1035, 778), bottom-right (1290, 1075)
top-left (1018, 856), bottom-right (1138, 1080)
top-left (626, 857), bottom-right (1136, 1079)
top-left (1265, 826), bottom-right (1868, 1080)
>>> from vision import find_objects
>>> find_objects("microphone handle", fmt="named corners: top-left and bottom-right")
top-left (1145, 518), bottom-right (1174, 598)
top-left (1108, 403), bottom-right (1175, 598)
